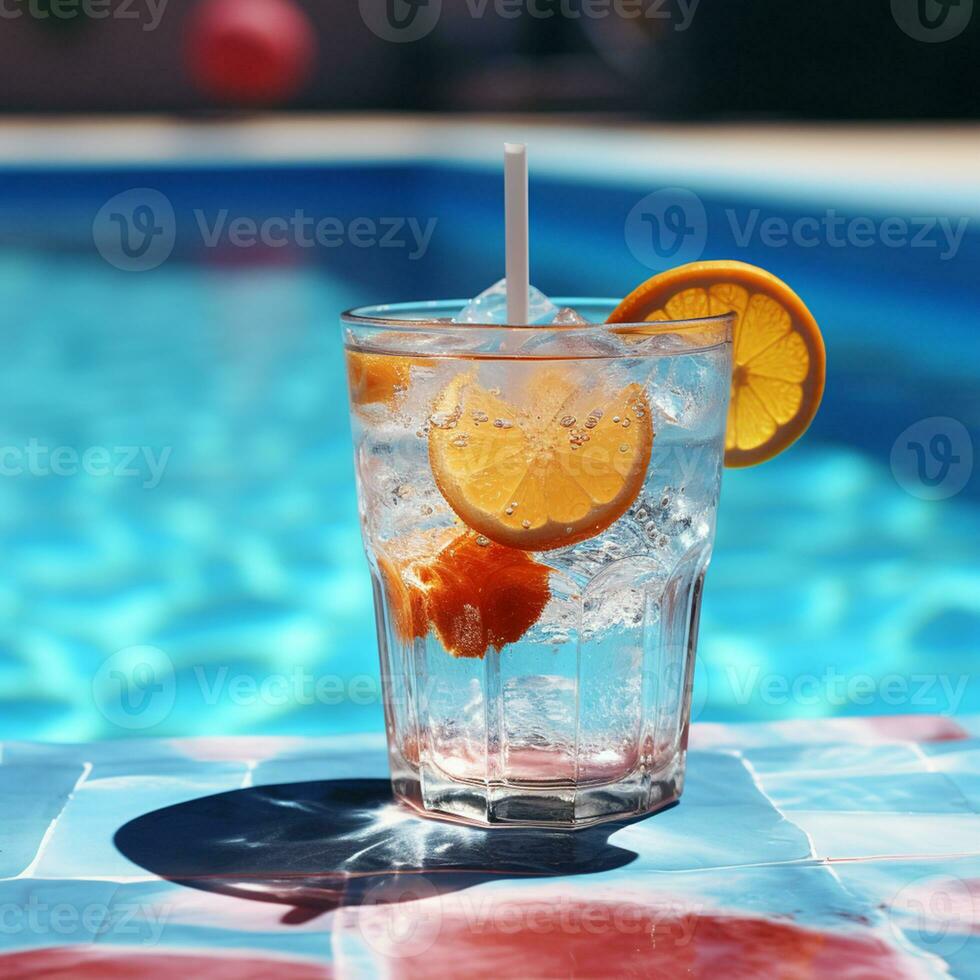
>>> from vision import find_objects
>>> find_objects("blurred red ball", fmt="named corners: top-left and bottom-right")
top-left (185, 0), bottom-right (316, 105)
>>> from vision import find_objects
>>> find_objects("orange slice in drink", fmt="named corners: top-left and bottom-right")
top-left (346, 349), bottom-right (430, 409)
top-left (607, 261), bottom-right (825, 468)
top-left (377, 530), bottom-right (552, 659)
top-left (428, 370), bottom-right (653, 551)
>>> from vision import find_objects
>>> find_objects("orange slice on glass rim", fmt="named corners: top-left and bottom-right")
top-left (607, 261), bottom-right (825, 468)
top-left (428, 369), bottom-right (653, 551)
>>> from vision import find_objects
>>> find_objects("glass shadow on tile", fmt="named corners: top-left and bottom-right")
top-left (114, 779), bottom-right (645, 924)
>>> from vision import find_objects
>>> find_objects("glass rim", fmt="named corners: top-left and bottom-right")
top-left (341, 298), bottom-right (735, 334)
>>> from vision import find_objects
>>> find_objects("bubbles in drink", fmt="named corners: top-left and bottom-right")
top-left (348, 309), bottom-right (729, 659)
top-left (429, 408), bottom-right (460, 429)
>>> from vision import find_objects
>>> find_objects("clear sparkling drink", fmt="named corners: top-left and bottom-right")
top-left (343, 299), bottom-right (734, 828)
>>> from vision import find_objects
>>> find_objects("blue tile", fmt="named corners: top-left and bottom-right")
top-left (680, 750), bottom-right (775, 808)
top-left (0, 879), bottom-right (153, 952)
top-left (0, 760), bottom-right (86, 878)
top-left (0, 731), bottom-right (976, 977)
top-left (742, 741), bottom-right (924, 777)
top-left (833, 858), bottom-right (980, 975)
top-left (760, 772), bottom-right (974, 814)
top-left (612, 802), bottom-right (814, 872)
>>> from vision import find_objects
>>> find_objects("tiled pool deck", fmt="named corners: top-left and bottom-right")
top-left (2, 714), bottom-right (979, 978)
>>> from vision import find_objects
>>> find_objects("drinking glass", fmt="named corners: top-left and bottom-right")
top-left (343, 300), bottom-right (733, 828)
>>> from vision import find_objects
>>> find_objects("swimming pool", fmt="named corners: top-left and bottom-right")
top-left (1, 124), bottom-right (977, 740)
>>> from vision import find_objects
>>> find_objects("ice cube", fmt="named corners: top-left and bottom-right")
top-left (551, 307), bottom-right (589, 325)
top-left (647, 350), bottom-right (727, 431)
top-left (454, 278), bottom-right (558, 325)
top-left (648, 381), bottom-right (692, 427)
top-left (509, 322), bottom-right (632, 359)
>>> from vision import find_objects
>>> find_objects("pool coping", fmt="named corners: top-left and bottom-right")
top-left (0, 114), bottom-right (978, 215)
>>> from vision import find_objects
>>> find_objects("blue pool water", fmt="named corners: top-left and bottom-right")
top-left (0, 161), bottom-right (977, 740)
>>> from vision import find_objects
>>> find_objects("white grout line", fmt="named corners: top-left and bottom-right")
top-left (735, 750), bottom-right (819, 866)
top-left (735, 749), bottom-right (940, 973)
top-left (17, 761), bottom-right (92, 879)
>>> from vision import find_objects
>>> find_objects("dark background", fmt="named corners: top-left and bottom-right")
top-left (0, 0), bottom-right (976, 118)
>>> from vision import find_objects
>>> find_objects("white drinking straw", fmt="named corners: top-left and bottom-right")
top-left (504, 143), bottom-right (530, 325)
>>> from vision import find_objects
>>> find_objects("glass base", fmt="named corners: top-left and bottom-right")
top-left (375, 548), bottom-right (710, 830)
top-left (390, 751), bottom-right (686, 830)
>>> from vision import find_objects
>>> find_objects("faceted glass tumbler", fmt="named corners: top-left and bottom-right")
top-left (343, 300), bottom-right (733, 829)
